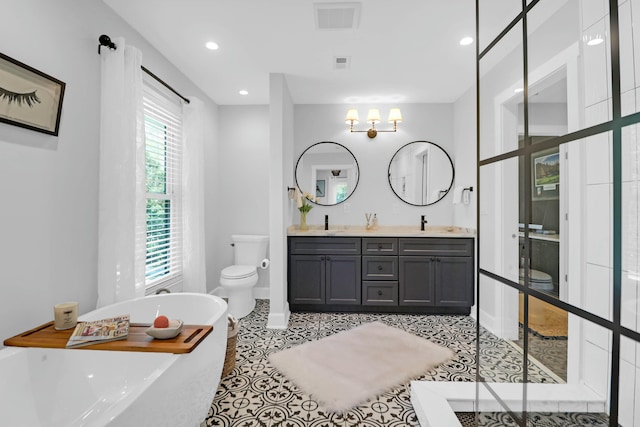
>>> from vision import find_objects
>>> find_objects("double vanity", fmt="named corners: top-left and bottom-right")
top-left (290, 140), bottom-right (474, 314)
top-left (287, 226), bottom-right (475, 315)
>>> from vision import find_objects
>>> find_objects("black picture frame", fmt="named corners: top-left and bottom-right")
top-left (316, 179), bottom-right (325, 198)
top-left (0, 52), bottom-right (66, 136)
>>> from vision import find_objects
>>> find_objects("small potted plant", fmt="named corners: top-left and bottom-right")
top-left (297, 191), bottom-right (315, 231)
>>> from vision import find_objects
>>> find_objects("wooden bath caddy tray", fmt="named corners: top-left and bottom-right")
top-left (3, 322), bottom-right (213, 354)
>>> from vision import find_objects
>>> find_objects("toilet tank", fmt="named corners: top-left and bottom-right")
top-left (232, 235), bottom-right (269, 266)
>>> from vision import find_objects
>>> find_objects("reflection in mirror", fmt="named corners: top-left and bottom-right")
top-left (295, 142), bottom-right (359, 206)
top-left (388, 141), bottom-right (454, 206)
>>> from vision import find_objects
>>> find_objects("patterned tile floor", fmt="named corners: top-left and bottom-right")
top-left (204, 301), bottom-right (609, 426)
top-left (512, 326), bottom-right (568, 382)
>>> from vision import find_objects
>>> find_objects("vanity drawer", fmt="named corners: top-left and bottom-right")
top-left (362, 256), bottom-right (398, 281)
top-left (289, 237), bottom-right (361, 255)
top-left (362, 281), bottom-right (398, 306)
top-left (362, 238), bottom-right (398, 255)
top-left (399, 238), bottom-right (473, 257)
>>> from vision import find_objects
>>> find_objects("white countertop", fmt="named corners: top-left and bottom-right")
top-left (287, 225), bottom-right (476, 238)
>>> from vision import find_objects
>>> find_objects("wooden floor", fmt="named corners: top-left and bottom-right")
top-left (519, 293), bottom-right (568, 337)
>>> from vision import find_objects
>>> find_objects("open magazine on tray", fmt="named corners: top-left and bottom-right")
top-left (65, 314), bottom-right (130, 348)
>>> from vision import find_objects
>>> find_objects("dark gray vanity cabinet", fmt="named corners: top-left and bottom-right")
top-left (288, 237), bottom-right (361, 306)
top-left (399, 238), bottom-right (474, 309)
top-left (288, 236), bottom-right (473, 314)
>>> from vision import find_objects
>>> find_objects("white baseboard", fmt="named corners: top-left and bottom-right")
top-left (267, 303), bottom-right (290, 329)
top-left (478, 308), bottom-right (500, 337)
top-left (210, 286), bottom-right (270, 300)
top-left (253, 287), bottom-right (270, 299)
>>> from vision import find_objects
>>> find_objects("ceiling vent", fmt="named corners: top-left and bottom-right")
top-left (314, 2), bottom-right (361, 30)
top-left (334, 56), bottom-right (351, 70)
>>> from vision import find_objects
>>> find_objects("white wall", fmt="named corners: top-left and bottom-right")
top-left (213, 106), bottom-right (270, 294)
top-left (268, 73), bottom-right (294, 329)
top-left (453, 87), bottom-right (477, 229)
top-left (293, 103), bottom-right (456, 228)
top-left (0, 0), bottom-right (218, 345)
top-left (586, 1), bottom-right (640, 424)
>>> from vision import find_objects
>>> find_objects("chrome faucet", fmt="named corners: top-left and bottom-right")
top-left (155, 288), bottom-right (171, 294)
top-left (420, 215), bottom-right (428, 231)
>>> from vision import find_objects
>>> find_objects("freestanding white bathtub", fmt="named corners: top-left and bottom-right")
top-left (0, 293), bottom-right (228, 427)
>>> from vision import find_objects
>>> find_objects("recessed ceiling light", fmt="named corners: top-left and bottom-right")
top-left (459, 37), bottom-right (473, 46)
top-left (587, 37), bottom-right (604, 46)
top-left (239, 90), bottom-right (248, 96)
top-left (514, 87), bottom-right (524, 93)
top-left (205, 41), bottom-right (219, 50)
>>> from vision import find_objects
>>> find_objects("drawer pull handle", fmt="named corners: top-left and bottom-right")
top-left (377, 290), bottom-right (383, 296)
top-left (326, 256), bottom-right (331, 261)
top-left (377, 265), bottom-right (383, 271)
top-left (378, 244), bottom-right (382, 249)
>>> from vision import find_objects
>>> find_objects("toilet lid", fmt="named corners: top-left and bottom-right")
top-left (221, 265), bottom-right (257, 279)
top-left (519, 268), bottom-right (552, 283)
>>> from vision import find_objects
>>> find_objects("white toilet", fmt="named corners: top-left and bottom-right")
top-left (220, 234), bottom-right (269, 318)
top-left (519, 268), bottom-right (554, 291)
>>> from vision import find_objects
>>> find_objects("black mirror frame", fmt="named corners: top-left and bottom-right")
top-left (294, 141), bottom-right (360, 207)
top-left (387, 140), bottom-right (455, 206)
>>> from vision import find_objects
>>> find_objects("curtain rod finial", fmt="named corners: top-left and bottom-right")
top-left (98, 34), bottom-right (117, 54)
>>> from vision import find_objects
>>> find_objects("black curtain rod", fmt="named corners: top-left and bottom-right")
top-left (98, 35), bottom-right (190, 104)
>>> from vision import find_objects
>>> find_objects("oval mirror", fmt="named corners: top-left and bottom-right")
top-left (388, 141), bottom-right (455, 206)
top-left (295, 141), bottom-right (360, 206)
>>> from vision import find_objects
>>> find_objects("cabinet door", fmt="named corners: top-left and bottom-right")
top-left (290, 255), bottom-right (325, 304)
top-left (435, 256), bottom-right (474, 307)
top-left (399, 256), bottom-right (435, 306)
top-left (326, 255), bottom-right (361, 305)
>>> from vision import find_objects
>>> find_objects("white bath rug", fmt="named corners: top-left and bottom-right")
top-left (268, 321), bottom-right (454, 413)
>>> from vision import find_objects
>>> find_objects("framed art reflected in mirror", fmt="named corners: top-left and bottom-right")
top-left (295, 141), bottom-right (359, 206)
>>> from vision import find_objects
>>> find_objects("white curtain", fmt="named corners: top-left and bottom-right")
top-left (97, 38), bottom-right (146, 307)
top-left (182, 97), bottom-right (207, 293)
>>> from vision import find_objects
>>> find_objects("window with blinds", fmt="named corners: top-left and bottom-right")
top-left (142, 79), bottom-right (183, 289)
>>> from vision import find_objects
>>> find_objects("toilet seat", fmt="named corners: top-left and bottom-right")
top-left (221, 265), bottom-right (257, 280)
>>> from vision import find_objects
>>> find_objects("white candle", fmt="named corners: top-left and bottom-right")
top-left (53, 302), bottom-right (78, 330)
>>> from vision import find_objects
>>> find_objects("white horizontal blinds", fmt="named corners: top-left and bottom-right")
top-left (142, 79), bottom-right (183, 288)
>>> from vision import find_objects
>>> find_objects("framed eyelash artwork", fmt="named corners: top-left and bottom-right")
top-left (0, 52), bottom-right (65, 136)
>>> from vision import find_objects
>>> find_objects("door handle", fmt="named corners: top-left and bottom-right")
top-left (377, 265), bottom-right (383, 271)
top-left (377, 290), bottom-right (383, 296)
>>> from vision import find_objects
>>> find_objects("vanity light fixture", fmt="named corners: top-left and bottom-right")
top-left (331, 170), bottom-right (341, 176)
top-left (345, 108), bottom-right (402, 138)
top-left (459, 37), bottom-right (473, 46)
top-left (205, 41), bottom-right (219, 50)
